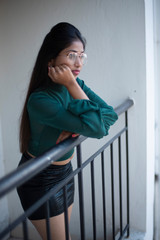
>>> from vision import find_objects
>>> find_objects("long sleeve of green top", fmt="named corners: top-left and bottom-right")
top-left (27, 78), bottom-right (118, 160)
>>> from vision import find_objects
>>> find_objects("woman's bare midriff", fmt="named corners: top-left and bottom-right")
top-left (27, 151), bottom-right (74, 165)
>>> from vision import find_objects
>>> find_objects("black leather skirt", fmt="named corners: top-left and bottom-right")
top-left (17, 152), bottom-right (74, 220)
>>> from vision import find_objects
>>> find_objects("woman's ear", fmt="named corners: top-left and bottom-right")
top-left (48, 59), bottom-right (55, 67)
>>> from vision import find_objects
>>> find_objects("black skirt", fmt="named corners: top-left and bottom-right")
top-left (17, 152), bottom-right (75, 220)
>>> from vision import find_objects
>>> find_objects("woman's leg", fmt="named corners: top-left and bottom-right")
top-left (30, 204), bottom-right (73, 240)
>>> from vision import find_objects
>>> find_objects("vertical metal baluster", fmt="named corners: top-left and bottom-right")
top-left (125, 111), bottom-right (130, 237)
top-left (101, 151), bottom-right (107, 240)
top-left (110, 143), bottom-right (115, 240)
top-left (77, 144), bottom-right (86, 240)
top-left (118, 136), bottom-right (123, 236)
top-left (45, 201), bottom-right (51, 240)
top-left (22, 218), bottom-right (29, 240)
top-left (63, 185), bottom-right (70, 240)
top-left (91, 159), bottom-right (96, 240)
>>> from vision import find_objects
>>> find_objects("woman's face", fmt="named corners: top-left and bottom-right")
top-left (52, 40), bottom-right (86, 78)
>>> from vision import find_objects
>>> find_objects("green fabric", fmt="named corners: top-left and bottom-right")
top-left (27, 78), bottom-right (118, 161)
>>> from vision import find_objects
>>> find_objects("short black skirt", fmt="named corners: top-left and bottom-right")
top-left (17, 152), bottom-right (74, 220)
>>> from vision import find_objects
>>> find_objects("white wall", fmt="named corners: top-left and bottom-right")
top-left (0, 0), bottom-right (154, 239)
top-left (0, 119), bottom-right (9, 239)
top-left (153, 0), bottom-right (160, 239)
top-left (154, 0), bottom-right (160, 179)
top-left (145, 0), bottom-right (156, 239)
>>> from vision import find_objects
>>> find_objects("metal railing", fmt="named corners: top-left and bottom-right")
top-left (0, 98), bottom-right (134, 240)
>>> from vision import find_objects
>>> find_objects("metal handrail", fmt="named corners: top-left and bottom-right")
top-left (114, 98), bottom-right (134, 115)
top-left (0, 98), bottom-right (134, 198)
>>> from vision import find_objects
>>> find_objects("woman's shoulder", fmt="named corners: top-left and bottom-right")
top-left (27, 89), bottom-right (62, 114)
top-left (27, 88), bottom-right (60, 107)
top-left (28, 89), bottom-right (51, 101)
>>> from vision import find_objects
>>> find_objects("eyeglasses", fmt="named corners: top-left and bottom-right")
top-left (59, 52), bottom-right (87, 65)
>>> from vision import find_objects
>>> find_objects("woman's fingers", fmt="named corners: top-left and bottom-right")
top-left (61, 64), bottom-right (70, 71)
top-left (56, 131), bottom-right (72, 144)
top-left (56, 131), bottom-right (79, 144)
top-left (48, 64), bottom-right (76, 87)
top-left (48, 66), bottom-right (55, 80)
top-left (72, 133), bottom-right (79, 137)
top-left (48, 66), bottom-right (62, 84)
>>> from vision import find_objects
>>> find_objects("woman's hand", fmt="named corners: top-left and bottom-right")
top-left (48, 64), bottom-right (89, 100)
top-left (48, 65), bottom-right (75, 87)
top-left (56, 131), bottom-right (79, 144)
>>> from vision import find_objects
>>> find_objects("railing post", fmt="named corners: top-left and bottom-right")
top-left (45, 200), bottom-right (51, 240)
top-left (125, 111), bottom-right (130, 238)
top-left (110, 143), bottom-right (115, 240)
top-left (77, 144), bottom-right (86, 240)
top-left (63, 185), bottom-right (70, 240)
top-left (22, 218), bottom-right (29, 240)
top-left (118, 136), bottom-right (123, 236)
top-left (91, 159), bottom-right (97, 240)
top-left (101, 151), bottom-right (107, 240)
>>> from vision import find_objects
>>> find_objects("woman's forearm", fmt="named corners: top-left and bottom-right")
top-left (66, 81), bottom-right (89, 100)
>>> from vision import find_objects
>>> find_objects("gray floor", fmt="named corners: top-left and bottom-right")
top-left (8, 239), bottom-right (22, 240)
top-left (8, 229), bottom-right (146, 240)
top-left (115, 228), bottom-right (145, 240)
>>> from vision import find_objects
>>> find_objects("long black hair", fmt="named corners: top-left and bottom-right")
top-left (20, 22), bottom-right (86, 153)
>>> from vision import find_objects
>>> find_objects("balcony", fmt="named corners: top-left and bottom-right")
top-left (0, 99), bottom-right (147, 240)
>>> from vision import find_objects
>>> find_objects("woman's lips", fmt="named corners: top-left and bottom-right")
top-left (72, 70), bottom-right (80, 75)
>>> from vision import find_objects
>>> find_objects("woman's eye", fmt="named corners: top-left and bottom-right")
top-left (68, 53), bottom-right (73, 59)
top-left (68, 53), bottom-right (76, 60)
top-left (80, 55), bottom-right (84, 60)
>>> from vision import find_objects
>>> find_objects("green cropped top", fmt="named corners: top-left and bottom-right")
top-left (27, 78), bottom-right (118, 161)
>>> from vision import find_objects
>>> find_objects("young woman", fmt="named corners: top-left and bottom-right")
top-left (17, 22), bottom-right (118, 240)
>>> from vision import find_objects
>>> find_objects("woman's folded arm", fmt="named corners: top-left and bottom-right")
top-left (28, 93), bottom-right (111, 139)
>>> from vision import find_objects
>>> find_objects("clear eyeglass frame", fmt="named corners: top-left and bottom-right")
top-left (59, 52), bottom-right (87, 65)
